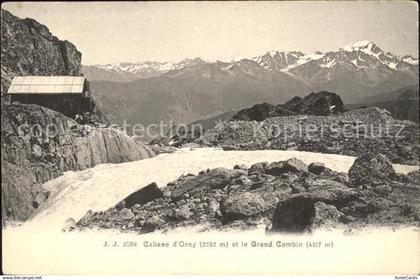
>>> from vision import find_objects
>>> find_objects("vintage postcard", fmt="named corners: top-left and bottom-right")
top-left (1, 1), bottom-right (419, 276)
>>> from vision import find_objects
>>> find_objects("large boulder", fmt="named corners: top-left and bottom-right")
top-left (116, 182), bottom-right (163, 209)
top-left (221, 192), bottom-right (271, 222)
top-left (309, 202), bottom-right (344, 231)
top-left (265, 158), bottom-right (308, 176)
top-left (308, 162), bottom-right (328, 175)
top-left (348, 153), bottom-right (396, 187)
top-left (170, 168), bottom-right (243, 200)
top-left (271, 188), bottom-right (358, 233)
top-left (140, 216), bottom-right (165, 233)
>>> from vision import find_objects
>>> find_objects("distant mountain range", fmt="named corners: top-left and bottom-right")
top-left (84, 41), bottom-right (418, 85)
top-left (83, 58), bottom-right (205, 82)
top-left (85, 41), bottom-right (418, 128)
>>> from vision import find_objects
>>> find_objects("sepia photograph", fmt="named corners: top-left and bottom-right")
top-left (1, 1), bottom-right (419, 277)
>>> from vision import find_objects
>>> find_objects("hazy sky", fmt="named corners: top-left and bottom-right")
top-left (2, 1), bottom-right (418, 65)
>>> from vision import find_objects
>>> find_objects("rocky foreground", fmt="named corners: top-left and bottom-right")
top-left (74, 152), bottom-right (419, 234)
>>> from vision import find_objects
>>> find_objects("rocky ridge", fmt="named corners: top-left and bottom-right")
top-left (156, 92), bottom-right (419, 165)
top-left (232, 91), bottom-right (345, 122)
top-left (74, 153), bottom-right (420, 234)
top-left (196, 106), bottom-right (419, 165)
top-left (1, 9), bottom-right (81, 92)
top-left (1, 9), bottom-right (108, 125)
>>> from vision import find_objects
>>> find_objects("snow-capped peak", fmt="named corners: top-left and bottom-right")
top-left (85, 58), bottom-right (207, 77)
top-left (247, 41), bottom-right (419, 78)
top-left (340, 40), bottom-right (378, 53)
top-left (401, 55), bottom-right (418, 65)
top-left (262, 50), bottom-right (304, 58)
top-left (83, 41), bottom-right (418, 83)
top-left (352, 40), bottom-right (375, 48)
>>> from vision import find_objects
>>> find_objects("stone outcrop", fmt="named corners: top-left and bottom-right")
top-left (163, 91), bottom-right (346, 146)
top-left (74, 154), bottom-right (419, 234)
top-left (170, 168), bottom-right (242, 200)
top-left (1, 9), bottom-right (81, 92)
top-left (231, 91), bottom-right (345, 122)
top-left (285, 91), bottom-right (345, 116)
top-left (265, 158), bottom-right (308, 175)
top-left (1, 104), bottom-right (155, 222)
top-left (232, 103), bottom-right (296, 122)
top-left (221, 192), bottom-right (271, 222)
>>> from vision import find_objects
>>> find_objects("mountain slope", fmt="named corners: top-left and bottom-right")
top-left (90, 63), bottom-right (311, 129)
top-left (349, 84), bottom-right (419, 122)
top-left (359, 84), bottom-right (419, 104)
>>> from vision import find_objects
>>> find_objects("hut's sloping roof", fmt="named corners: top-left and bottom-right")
top-left (7, 76), bottom-right (86, 95)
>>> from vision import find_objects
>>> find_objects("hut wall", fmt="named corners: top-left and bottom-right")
top-left (11, 94), bottom-right (83, 119)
